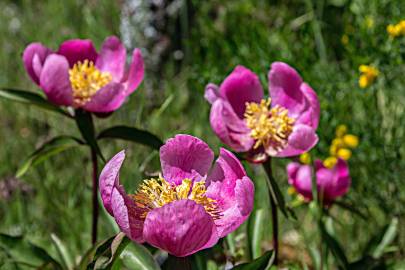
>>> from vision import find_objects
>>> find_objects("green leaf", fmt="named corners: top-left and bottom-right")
top-left (334, 200), bottom-right (368, 220)
top-left (120, 242), bottom-right (161, 270)
top-left (16, 136), bottom-right (83, 177)
top-left (372, 217), bottom-right (398, 259)
top-left (0, 233), bottom-right (63, 269)
top-left (319, 222), bottom-right (349, 269)
top-left (232, 251), bottom-right (273, 270)
top-left (247, 208), bottom-right (267, 259)
top-left (86, 233), bottom-right (130, 270)
top-left (97, 126), bottom-right (163, 150)
top-left (0, 88), bottom-right (70, 117)
top-left (50, 234), bottom-right (73, 270)
top-left (74, 109), bottom-right (105, 162)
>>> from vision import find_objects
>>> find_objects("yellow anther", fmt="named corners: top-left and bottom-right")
top-left (299, 152), bottom-right (311, 164)
top-left (69, 60), bottom-right (112, 106)
top-left (244, 98), bottom-right (295, 154)
top-left (343, 134), bottom-right (359, 148)
top-left (131, 177), bottom-right (221, 220)
top-left (337, 148), bottom-right (352, 160)
top-left (323, 157), bottom-right (338, 169)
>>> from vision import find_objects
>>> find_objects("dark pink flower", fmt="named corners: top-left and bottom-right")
top-left (286, 158), bottom-right (351, 204)
top-left (22, 36), bottom-right (144, 113)
top-left (99, 134), bottom-right (254, 257)
top-left (205, 63), bottom-right (320, 163)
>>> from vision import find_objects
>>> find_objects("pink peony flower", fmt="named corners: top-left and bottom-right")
top-left (22, 36), bottom-right (144, 113)
top-left (205, 62), bottom-right (320, 163)
top-left (99, 134), bottom-right (254, 257)
top-left (287, 158), bottom-right (351, 204)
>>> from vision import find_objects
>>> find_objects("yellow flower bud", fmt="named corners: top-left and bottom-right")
top-left (330, 145), bottom-right (338, 156)
top-left (323, 157), bottom-right (338, 169)
top-left (337, 148), bottom-right (352, 160)
top-left (343, 134), bottom-right (359, 148)
top-left (287, 186), bottom-right (296, 195)
top-left (359, 75), bottom-right (369, 88)
top-left (332, 138), bottom-right (344, 148)
top-left (336, 125), bottom-right (347, 138)
top-left (299, 152), bottom-right (311, 164)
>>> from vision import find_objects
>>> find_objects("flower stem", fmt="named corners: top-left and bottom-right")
top-left (91, 147), bottom-right (99, 244)
top-left (263, 159), bottom-right (279, 265)
top-left (163, 255), bottom-right (192, 270)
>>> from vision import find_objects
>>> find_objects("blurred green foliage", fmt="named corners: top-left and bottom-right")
top-left (0, 0), bottom-right (404, 268)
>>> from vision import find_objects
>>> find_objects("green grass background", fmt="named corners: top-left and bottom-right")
top-left (0, 0), bottom-right (404, 267)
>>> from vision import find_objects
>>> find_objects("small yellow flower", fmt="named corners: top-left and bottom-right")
top-left (387, 20), bottom-right (405, 38)
top-left (299, 152), bottom-right (311, 164)
top-left (335, 125), bottom-right (347, 138)
top-left (343, 134), bottom-right (359, 148)
top-left (358, 65), bottom-right (379, 88)
top-left (323, 156), bottom-right (338, 169)
top-left (341, 34), bottom-right (349, 45)
top-left (400, 20), bottom-right (405, 35)
top-left (329, 145), bottom-right (338, 156)
top-left (337, 148), bottom-right (352, 160)
top-left (332, 138), bottom-right (345, 148)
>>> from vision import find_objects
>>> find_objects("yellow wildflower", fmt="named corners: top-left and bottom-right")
top-left (343, 134), bottom-right (359, 148)
top-left (387, 20), bottom-right (405, 38)
top-left (335, 125), bottom-right (347, 138)
top-left (299, 152), bottom-right (311, 164)
top-left (358, 65), bottom-right (379, 88)
top-left (337, 148), bottom-right (352, 160)
top-left (323, 157), bottom-right (338, 169)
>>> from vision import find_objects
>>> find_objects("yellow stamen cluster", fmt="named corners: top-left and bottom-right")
top-left (69, 60), bottom-right (112, 106)
top-left (130, 176), bottom-right (221, 220)
top-left (323, 125), bottom-right (359, 168)
top-left (244, 98), bottom-right (295, 154)
top-left (387, 20), bottom-right (405, 38)
top-left (358, 65), bottom-right (379, 89)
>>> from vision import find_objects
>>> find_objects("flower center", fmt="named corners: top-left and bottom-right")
top-left (68, 60), bottom-right (112, 106)
top-left (244, 98), bottom-right (295, 154)
top-left (130, 176), bottom-right (221, 220)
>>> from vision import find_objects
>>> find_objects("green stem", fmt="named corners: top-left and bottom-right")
top-left (163, 255), bottom-right (192, 270)
top-left (91, 147), bottom-right (99, 244)
top-left (262, 159), bottom-right (279, 266)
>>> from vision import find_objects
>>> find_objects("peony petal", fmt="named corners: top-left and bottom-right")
top-left (268, 62), bottom-right (306, 117)
top-left (143, 199), bottom-right (218, 257)
top-left (330, 158), bottom-right (351, 198)
top-left (39, 54), bottom-right (73, 106)
top-left (295, 83), bottom-right (320, 129)
top-left (160, 135), bottom-right (214, 185)
top-left (57, 39), bottom-right (98, 67)
top-left (99, 151), bottom-right (126, 215)
top-left (22, 43), bottom-right (52, 84)
top-left (96, 36), bottom-right (126, 82)
top-left (83, 83), bottom-right (126, 113)
top-left (204, 83), bottom-right (221, 104)
top-left (111, 185), bottom-right (146, 242)
top-left (210, 99), bottom-right (254, 152)
top-left (124, 48), bottom-right (144, 95)
top-left (275, 124), bottom-right (318, 157)
top-left (207, 148), bottom-right (246, 186)
top-left (287, 163), bottom-right (313, 200)
top-left (286, 162), bottom-right (301, 185)
top-left (219, 65), bottom-right (264, 118)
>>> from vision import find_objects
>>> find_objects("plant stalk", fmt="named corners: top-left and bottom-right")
top-left (91, 147), bottom-right (99, 245)
top-left (163, 255), bottom-right (192, 270)
top-left (263, 159), bottom-right (279, 265)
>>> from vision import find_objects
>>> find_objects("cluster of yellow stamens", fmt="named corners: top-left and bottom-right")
top-left (244, 98), bottom-right (295, 154)
top-left (69, 60), bottom-right (112, 106)
top-left (130, 176), bottom-right (221, 220)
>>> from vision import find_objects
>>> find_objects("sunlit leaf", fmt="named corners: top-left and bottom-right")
top-left (319, 222), bottom-right (349, 269)
top-left (97, 125), bottom-right (163, 150)
top-left (50, 234), bottom-right (73, 270)
top-left (121, 242), bottom-right (161, 270)
top-left (232, 250), bottom-right (273, 270)
top-left (0, 88), bottom-right (70, 117)
top-left (372, 217), bottom-right (398, 259)
top-left (247, 208), bottom-right (267, 259)
top-left (16, 136), bottom-right (83, 177)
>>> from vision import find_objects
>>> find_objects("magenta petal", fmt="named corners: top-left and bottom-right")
top-left (124, 48), bottom-right (144, 95)
top-left (39, 54), bottom-right (73, 106)
top-left (210, 99), bottom-right (254, 152)
top-left (204, 83), bottom-right (221, 104)
top-left (219, 65), bottom-right (264, 118)
top-left (316, 158), bottom-right (350, 200)
top-left (57, 39), bottom-right (98, 67)
top-left (268, 62), bottom-right (306, 117)
top-left (207, 148), bottom-right (246, 186)
top-left (83, 83), bottom-right (126, 113)
top-left (143, 199), bottom-right (218, 257)
top-left (286, 162), bottom-right (300, 185)
top-left (292, 164), bottom-right (313, 199)
top-left (295, 83), bottom-right (320, 129)
top-left (160, 135), bottom-right (214, 185)
top-left (23, 43), bottom-right (52, 84)
top-left (99, 151), bottom-right (126, 215)
top-left (96, 36), bottom-right (126, 82)
top-left (275, 124), bottom-right (318, 157)
top-left (111, 186), bottom-right (145, 242)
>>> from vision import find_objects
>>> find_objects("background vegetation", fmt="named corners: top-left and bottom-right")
top-left (0, 0), bottom-right (404, 268)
